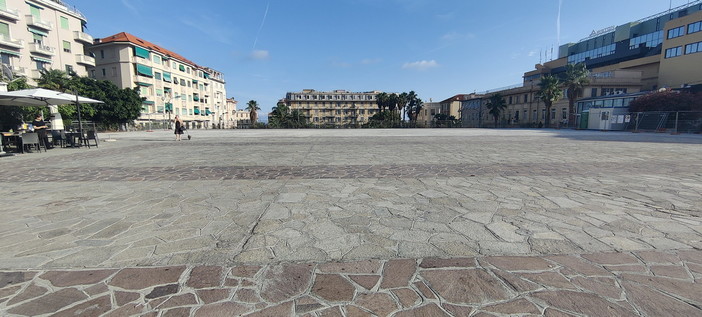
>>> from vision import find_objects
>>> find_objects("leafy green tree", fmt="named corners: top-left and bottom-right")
top-left (486, 93), bottom-right (507, 128)
top-left (563, 63), bottom-right (589, 127)
top-left (69, 77), bottom-right (142, 130)
top-left (35, 69), bottom-right (71, 92)
top-left (538, 75), bottom-right (563, 128)
top-left (405, 91), bottom-right (423, 125)
top-left (0, 76), bottom-right (38, 130)
top-left (246, 100), bottom-right (261, 124)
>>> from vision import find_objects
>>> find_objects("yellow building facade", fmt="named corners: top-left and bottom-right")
top-left (285, 89), bottom-right (383, 127)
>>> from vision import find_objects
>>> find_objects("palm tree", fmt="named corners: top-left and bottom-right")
top-left (270, 101), bottom-right (290, 127)
top-left (397, 92), bottom-right (408, 121)
top-left (538, 75), bottom-right (563, 128)
top-left (375, 92), bottom-right (388, 111)
top-left (246, 100), bottom-right (260, 125)
top-left (485, 93), bottom-right (506, 128)
top-left (36, 69), bottom-right (71, 92)
top-left (563, 63), bottom-right (589, 128)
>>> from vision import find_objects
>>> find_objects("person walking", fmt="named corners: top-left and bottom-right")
top-left (174, 115), bottom-right (184, 141)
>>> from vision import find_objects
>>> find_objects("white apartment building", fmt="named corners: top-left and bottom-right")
top-left (227, 97), bottom-right (251, 128)
top-left (88, 32), bottom-right (227, 129)
top-left (285, 89), bottom-right (383, 127)
top-left (0, 0), bottom-right (94, 82)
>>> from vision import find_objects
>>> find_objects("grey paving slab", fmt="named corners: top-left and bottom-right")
top-left (0, 129), bottom-right (701, 315)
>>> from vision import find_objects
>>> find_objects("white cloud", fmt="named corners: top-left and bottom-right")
top-left (402, 60), bottom-right (439, 71)
top-left (360, 58), bottom-right (382, 65)
top-left (250, 50), bottom-right (270, 60)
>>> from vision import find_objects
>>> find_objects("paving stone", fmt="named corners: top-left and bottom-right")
top-left (6, 283), bottom-right (47, 306)
top-left (230, 265), bottom-right (262, 278)
top-left (161, 307), bottom-right (192, 317)
top-left (158, 293), bottom-right (198, 309)
top-left (318, 260), bottom-right (381, 274)
top-left (0, 272), bottom-right (35, 288)
top-left (650, 264), bottom-right (690, 279)
top-left (622, 280), bottom-right (702, 317)
top-left (311, 274), bottom-right (355, 302)
top-left (543, 307), bottom-right (578, 316)
top-left (546, 255), bottom-right (611, 276)
top-left (197, 288), bottom-right (231, 304)
top-left (391, 288), bottom-right (421, 308)
top-left (421, 269), bottom-right (511, 304)
top-left (620, 273), bottom-right (702, 303)
top-left (678, 249), bottom-right (702, 264)
top-left (484, 256), bottom-right (553, 271)
top-left (316, 306), bottom-right (344, 317)
top-left (581, 252), bottom-right (639, 265)
top-left (531, 290), bottom-right (637, 317)
top-left (492, 269), bottom-right (541, 293)
top-left (52, 295), bottom-right (112, 317)
top-left (441, 303), bottom-right (474, 317)
top-left (349, 275), bottom-right (380, 290)
top-left (187, 266), bottom-right (224, 288)
top-left (345, 305), bottom-right (373, 317)
top-left (570, 277), bottom-right (622, 299)
top-left (481, 298), bottom-right (540, 315)
top-left (194, 302), bottom-right (250, 317)
top-left (146, 284), bottom-right (179, 299)
top-left (419, 257), bottom-right (476, 269)
top-left (635, 250), bottom-right (681, 264)
top-left (246, 301), bottom-right (293, 317)
top-left (235, 288), bottom-right (262, 304)
top-left (103, 303), bottom-right (149, 317)
top-left (380, 259), bottom-right (416, 289)
top-left (259, 263), bottom-right (314, 302)
top-left (413, 280), bottom-right (436, 299)
top-left (603, 264), bottom-right (647, 273)
top-left (109, 266), bottom-right (186, 290)
top-left (0, 284), bottom-right (21, 299)
top-left (295, 296), bottom-right (325, 314)
top-left (353, 292), bottom-right (398, 316)
top-left (394, 303), bottom-right (451, 317)
top-left (40, 269), bottom-right (117, 287)
top-left (115, 290), bottom-right (140, 306)
top-left (7, 288), bottom-right (87, 316)
top-left (518, 272), bottom-right (576, 289)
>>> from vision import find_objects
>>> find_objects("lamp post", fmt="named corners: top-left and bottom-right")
top-left (162, 93), bottom-right (172, 130)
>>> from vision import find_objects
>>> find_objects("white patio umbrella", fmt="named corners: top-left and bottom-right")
top-left (0, 88), bottom-right (103, 155)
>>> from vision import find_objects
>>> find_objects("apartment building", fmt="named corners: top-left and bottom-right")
top-left (88, 32), bottom-right (227, 129)
top-left (416, 102), bottom-right (441, 127)
top-left (461, 1), bottom-right (702, 129)
top-left (0, 0), bottom-right (94, 82)
top-left (226, 97), bottom-right (251, 128)
top-left (285, 89), bottom-right (383, 127)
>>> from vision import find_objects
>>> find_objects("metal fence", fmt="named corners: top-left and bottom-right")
top-left (626, 112), bottom-right (702, 134)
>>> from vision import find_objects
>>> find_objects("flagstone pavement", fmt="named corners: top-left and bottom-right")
top-left (1, 129), bottom-right (701, 316)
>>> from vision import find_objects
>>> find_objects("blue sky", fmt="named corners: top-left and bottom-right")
top-left (68, 0), bottom-right (693, 119)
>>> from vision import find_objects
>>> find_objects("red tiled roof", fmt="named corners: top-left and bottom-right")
top-left (96, 32), bottom-right (200, 68)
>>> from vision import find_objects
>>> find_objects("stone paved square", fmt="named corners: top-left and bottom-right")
top-left (1, 129), bottom-right (701, 316)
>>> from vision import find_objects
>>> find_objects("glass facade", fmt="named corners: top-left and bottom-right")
top-left (567, 44), bottom-right (616, 64)
top-left (665, 46), bottom-right (683, 58)
top-left (689, 21), bottom-right (702, 34)
top-left (685, 41), bottom-right (702, 54)
top-left (667, 26), bottom-right (686, 39)
top-left (629, 31), bottom-right (663, 49)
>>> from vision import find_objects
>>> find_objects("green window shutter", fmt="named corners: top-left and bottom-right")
top-left (135, 63), bottom-right (153, 77)
top-left (60, 16), bottom-right (69, 29)
top-left (28, 27), bottom-right (48, 37)
top-left (162, 72), bottom-right (172, 82)
top-left (194, 107), bottom-right (200, 115)
top-left (154, 72), bottom-right (161, 80)
top-left (29, 5), bottom-right (41, 18)
top-left (0, 22), bottom-right (8, 38)
top-left (63, 41), bottom-right (71, 52)
top-left (165, 103), bottom-right (173, 111)
top-left (179, 64), bottom-right (185, 71)
top-left (0, 0), bottom-right (6, 11)
top-left (134, 46), bottom-right (150, 59)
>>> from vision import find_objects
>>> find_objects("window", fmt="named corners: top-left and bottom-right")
top-left (180, 79), bottom-right (185, 86)
top-left (685, 41), bottom-right (702, 54)
top-left (90, 70), bottom-right (95, 78)
top-left (62, 41), bottom-right (71, 53)
top-left (665, 46), bottom-right (683, 58)
top-left (153, 55), bottom-right (161, 64)
top-left (0, 22), bottom-right (8, 39)
top-left (561, 108), bottom-right (567, 120)
top-left (667, 26), bottom-right (685, 39)
top-left (154, 72), bottom-right (161, 80)
top-left (111, 67), bottom-right (117, 77)
top-left (64, 64), bottom-right (73, 74)
top-left (524, 94), bottom-right (528, 103)
top-left (101, 68), bottom-right (106, 76)
top-left (591, 88), bottom-right (597, 97)
top-left (550, 108), bottom-right (556, 120)
top-left (60, 16), bottom-right (69, 29)
top-left (100, 50), bottom-right (104, 59)
top-left (29, 4), bottom-right (41, 19)
top-left (601, 88), bottom-right (615, 96)
top-left (508, 96), bottom-right (512, 104)
top-left (32, 33), bottom-right (43, 44)
top-left (689, 21), bottom-right (702, 34)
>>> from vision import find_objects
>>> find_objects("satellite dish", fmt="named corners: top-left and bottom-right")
top-left (1, 64), bottom-right (13, 81)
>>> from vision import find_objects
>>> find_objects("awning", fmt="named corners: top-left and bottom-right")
top-left (162, 72), bottom-right (172, 82)
top-left (0, 49), bottom-right (20, 56)
top-left (194, 108), bottom-right (200, 115)
top-left (134, 46), bottom-right (150, 59)
top-left (136, 64), bottom-right (153, 77)
top-left (205, 109), bottom-right (211, 115)
top-left (135, 82), bottom-right (152, 87)
top-left (31, 56), bottom-right (52, 63)
top-left (27, 27), bottom-right (48, 37)
top-left (165, 103), bottom-right (173, 111)
top-left (192, 79), bottom-right (198, 84)
top-left (203, 73), bottom-right (210, 79)
top-left (178, 64), bottom-right (185, 72)
top-left (142, 100), bottom-right (155, 105)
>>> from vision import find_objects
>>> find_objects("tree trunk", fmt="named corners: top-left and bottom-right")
top-left (568, 97), bottom-right (576, 129)
top-left (544, 103), bottom-right (552, 128)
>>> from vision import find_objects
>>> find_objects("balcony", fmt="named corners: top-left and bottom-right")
top-left (73, 31), bottom-right (93, 44)
top-left (10, 66), bottom-right (27, 77)
top-left (0, 35), bottom-right (22, 49)
top-left (31, 69), bottom-right (42, 79)
top-left (76, 54), bottom-right (95, 66)
top-left (29, 43), bottom-right (55, 55)
top-left (0, 7), bottom-right (19, 21)
top-left (25, 15), bottom-right (53, 30)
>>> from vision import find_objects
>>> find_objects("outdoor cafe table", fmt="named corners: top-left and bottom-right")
top-left (1, 132), bottom-right (22, 153)
top-left (65, 131), bottom-right (82, 148)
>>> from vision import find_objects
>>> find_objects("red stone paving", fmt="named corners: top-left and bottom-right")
top-left (2, 249), bottom-right (702, 316)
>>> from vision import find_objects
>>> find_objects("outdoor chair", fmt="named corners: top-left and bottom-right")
top-left (84, 130), bottom-right (98, 148)
top-left (51, 130), bottom-right (67, 148)
top-left (21, 132), bottom-right (45, 153)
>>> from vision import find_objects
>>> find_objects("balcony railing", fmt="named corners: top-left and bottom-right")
top-left (73, 31), bottom-right (93, 44)
top-left (29, 43), bottom-right (55, 55)
top-left (10, 66), bottom-right (27, 77)
top-left (25, 15), bottom-right (53, 30)
top-left (75, 54), bottom-right (95, 66)
top-left (0, 7), bottom-right (19, 20)
top-left (31, 69), bottom-right (42, 80)
top-left (0, 35), bottom-right (22, 49)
